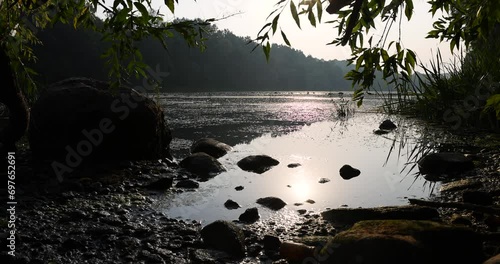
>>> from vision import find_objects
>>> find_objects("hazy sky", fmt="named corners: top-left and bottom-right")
top-left (146, 0), bottom-right (457, 65)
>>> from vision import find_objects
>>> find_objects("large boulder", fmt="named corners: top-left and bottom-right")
top-left (201, 220), bottom-right (246, 258)
top-left (237, 155), bottom-right (279, 174)
top-left (319, 220), bottom-right (483, 264)
top-left (191, 138), bottom-right (232, 158)
top-left (29, 78), bottom-right (171, 162)
top-left (418, 152), bottom-right (474, 176)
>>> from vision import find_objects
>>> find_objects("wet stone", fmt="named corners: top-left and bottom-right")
top-left (146, 177), bottom-right (173, 191)
top-left (224, 199), bottom-right (241, 210)
top-left (318, 178), bottom-right (330, 184)
top-left (239, 207), bottom-right (260, 224)
top-left (237, 155), bottom-right (280, 174)
top-left (256, 197), bottom-right (287, 210)
top-left (339, 164), bottom-right (361, 180)
top-left (175, 179), bottom-right (199, 189)
top-left (263, 235), bottom-right (281, 251)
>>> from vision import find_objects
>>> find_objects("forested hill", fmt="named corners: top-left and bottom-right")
top-left (31, 21), bottom-right (352, 92)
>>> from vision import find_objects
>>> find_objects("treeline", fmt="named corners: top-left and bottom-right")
top-left (31, 19), bottom-right (353, 92)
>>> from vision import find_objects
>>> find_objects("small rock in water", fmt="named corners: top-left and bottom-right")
top-left (379, 119), bottom-right (397, 130)
top-left (235, 186), bottom-right (244, 191)
top-left (239, 208), bottom-right (260, 224)
top-left (297, 209), bottom-right (307, 215)
top-left (339, 164), bottom-right (361, 180)
top-left (318, 178), bottom-right (330, 184)
top-left (224, 199), bottom-right (241, 210)
top-left (287, 163), bottom-right (301, 168)
top-left (256, 197), bottom-right (287, 210)
top-left (305, 199), bottom-right (315, 204)
top-left (237, 155), bottom-right (279, 174)
top-left (287, 185), bottom-right (292, 188)
top-left (294, 203), bottom-right (303, 206)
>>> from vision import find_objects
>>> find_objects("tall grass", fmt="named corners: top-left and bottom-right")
top-left (382, 31), bottom-right (500, 131)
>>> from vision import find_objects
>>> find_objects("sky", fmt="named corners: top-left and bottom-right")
top-left (146, 0), bottom-right (458, 66)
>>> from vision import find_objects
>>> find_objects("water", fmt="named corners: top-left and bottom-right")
top-left (155, 91), bottom-right (438, 225)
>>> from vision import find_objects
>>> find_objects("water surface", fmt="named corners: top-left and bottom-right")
top-left (156, 92), bottom-right (438, 225)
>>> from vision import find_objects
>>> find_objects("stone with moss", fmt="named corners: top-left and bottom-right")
top-left (319, 220), bottom-right (484, 264)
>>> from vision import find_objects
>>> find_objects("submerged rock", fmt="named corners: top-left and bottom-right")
top-left (180, 152), bottom-right (226, 178)
top-left (29, 77), bottom-right (171, 161)
top-left (256, 197), bottom-right (287, 210)
top-left (418, 152), bottom-right (474, 176)
top-left (373, 129), bottom-right (391, 135)
top-left (320, 220), bottom-right (483, 264)
top-left (201, 220), bottom-right (245, 257)
top-left (321, 205), bottom-right (440, 226)
top-left (237, 155), bottom-right (279, 174)
top-left (339, 164), bottom-right (361, 180)
top-left (318, 178), bottom-right (330, 184)
top-left (190, 138), bottom-right (232, 158)
top-left (287, 163), bottom-right (301, 168)
top-left (239, 208), bottom-right (260, 224)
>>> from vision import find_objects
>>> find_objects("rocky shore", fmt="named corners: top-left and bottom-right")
top-left (1, 131), bottom-right (500, 263)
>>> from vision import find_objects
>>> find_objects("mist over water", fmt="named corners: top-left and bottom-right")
top-left (156, 91), bottom-right (438, 225)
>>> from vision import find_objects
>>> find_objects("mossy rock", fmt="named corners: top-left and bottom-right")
top-left (294, 236), bottom-right (331, 247)
top-left (319, 220), bottom-right (484, 264)
top-left (321, 205), bottom-right (439, 226)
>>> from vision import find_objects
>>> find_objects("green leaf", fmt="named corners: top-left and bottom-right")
top-left (281, 30), bottom-right (291, 46)
top-left (406, 49), bottom-right (416, 68)
top-left (381, 49), bottom-right (389, 61)
top-left (257, 23), bottom-right (272, 36)
top-left (272, 15), bottom-right (280, 34)
top-left (165, 0), bottom-right (175, 13)
top-left (290, 0), bottom-right (301, 29)
top-left (404, 0), bottom-right (413, 20)
top-left (316, 0), bottom-right (323, 23)
top-left (263, 42), bottom-right (271, 62)
top-left (308, 9), bottom-right (316, 27)
top-left (134, 2), bottom-right (149, 18)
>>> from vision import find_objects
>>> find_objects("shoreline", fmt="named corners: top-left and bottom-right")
top-left (1, 129), bottom-right (499, 263)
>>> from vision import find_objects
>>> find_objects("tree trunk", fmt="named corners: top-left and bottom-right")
top-left (0, 47), bottom-right (29, 151)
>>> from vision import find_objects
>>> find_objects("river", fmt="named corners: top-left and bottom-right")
top-left (154, 91), bottom-right (439, 225)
